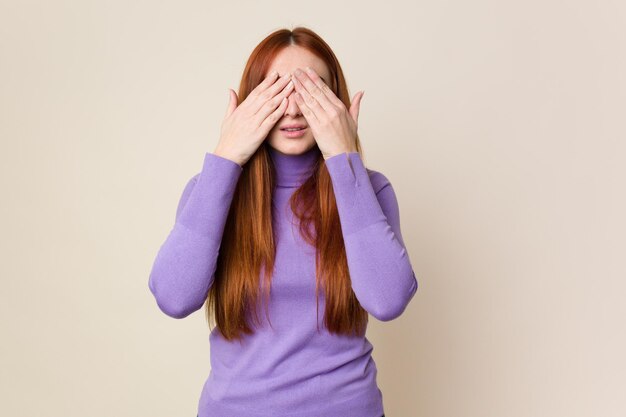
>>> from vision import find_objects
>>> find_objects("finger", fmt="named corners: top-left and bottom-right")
top-left (292, 74), bottom-right (328, 123)
top-left (349, 91), bottom-right (364, 124)
top-left (293, 68), bottom-right (335, 114)
top-left (249, 70), bottom-right (279, 99)
top-left (259, 96), bottom-right (289, 134)
top-left (303, 66), bottom-right (344, 108)
top-left (249, 72), bottom-right (292, 114)
top-left (253, 78), bottom-right (294, 127)
top-left (293, 91), bottom-right (319, 125)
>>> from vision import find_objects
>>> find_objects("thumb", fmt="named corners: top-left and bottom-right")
top-left (225, 89), bottom-right (238, 118)
top-left (349, 90), bottom-right (364, 124)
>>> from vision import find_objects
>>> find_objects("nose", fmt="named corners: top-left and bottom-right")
top-left (283, 89), bottom-right (302, 117)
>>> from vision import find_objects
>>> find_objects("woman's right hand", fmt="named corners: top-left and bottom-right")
top-left (214, 71), bottom-right (294, 166)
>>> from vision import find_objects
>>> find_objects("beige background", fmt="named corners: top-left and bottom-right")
top-left (1, 1), bottom-right (625, 416)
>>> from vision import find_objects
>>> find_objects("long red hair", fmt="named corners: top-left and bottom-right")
top-left (208, 27), bottom-right (367, 341)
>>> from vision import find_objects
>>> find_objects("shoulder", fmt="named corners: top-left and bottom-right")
top-left (175, 173), bottom-right (200, 220)
top-left (365, 167), bottom-right (393, 195)
top-left (184, 172), bottom-right (200, 189)
top-left (179, 172), bottom-right (200, 200)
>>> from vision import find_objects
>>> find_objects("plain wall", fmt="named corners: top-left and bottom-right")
top-left (1, 1), bottom-right (624, 416)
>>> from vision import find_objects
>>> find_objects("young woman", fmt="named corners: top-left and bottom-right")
top-left (149, 26), bottom-right (416, 417)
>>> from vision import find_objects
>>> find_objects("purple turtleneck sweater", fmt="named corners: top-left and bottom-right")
top-left (148, 145), bottom-right (418, 417)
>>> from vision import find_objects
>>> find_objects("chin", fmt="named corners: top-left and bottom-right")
top-left (267, 135), bottom-right (317, 155)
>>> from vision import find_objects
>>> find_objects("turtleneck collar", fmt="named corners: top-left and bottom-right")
top-left (268, 145), bottom-right (320, 188)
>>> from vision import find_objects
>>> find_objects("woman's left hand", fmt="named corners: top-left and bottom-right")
top-left (291, 67), bottom-right (364, 159)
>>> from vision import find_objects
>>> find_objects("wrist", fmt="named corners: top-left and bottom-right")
top-left (212, 147), bottom-right (243, 167)
top-left (323, 148), bottom-right (358, 160)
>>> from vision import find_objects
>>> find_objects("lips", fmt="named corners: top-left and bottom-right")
top-left (280, 124), bottom-right (307, 131)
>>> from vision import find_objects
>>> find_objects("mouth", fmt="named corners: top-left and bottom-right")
top-left (279, 124), bottom-right (308, 131)
top-left (280, 125), bottom-right (308, 138)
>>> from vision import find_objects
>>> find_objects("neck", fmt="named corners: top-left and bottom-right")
top-left (268, 145), bottom-right (320, 188)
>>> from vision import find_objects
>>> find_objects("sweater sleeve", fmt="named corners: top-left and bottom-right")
top-left (324, 152), bottom-right (418, 321)
top-left (148, 152), bottom-right (243, 319)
